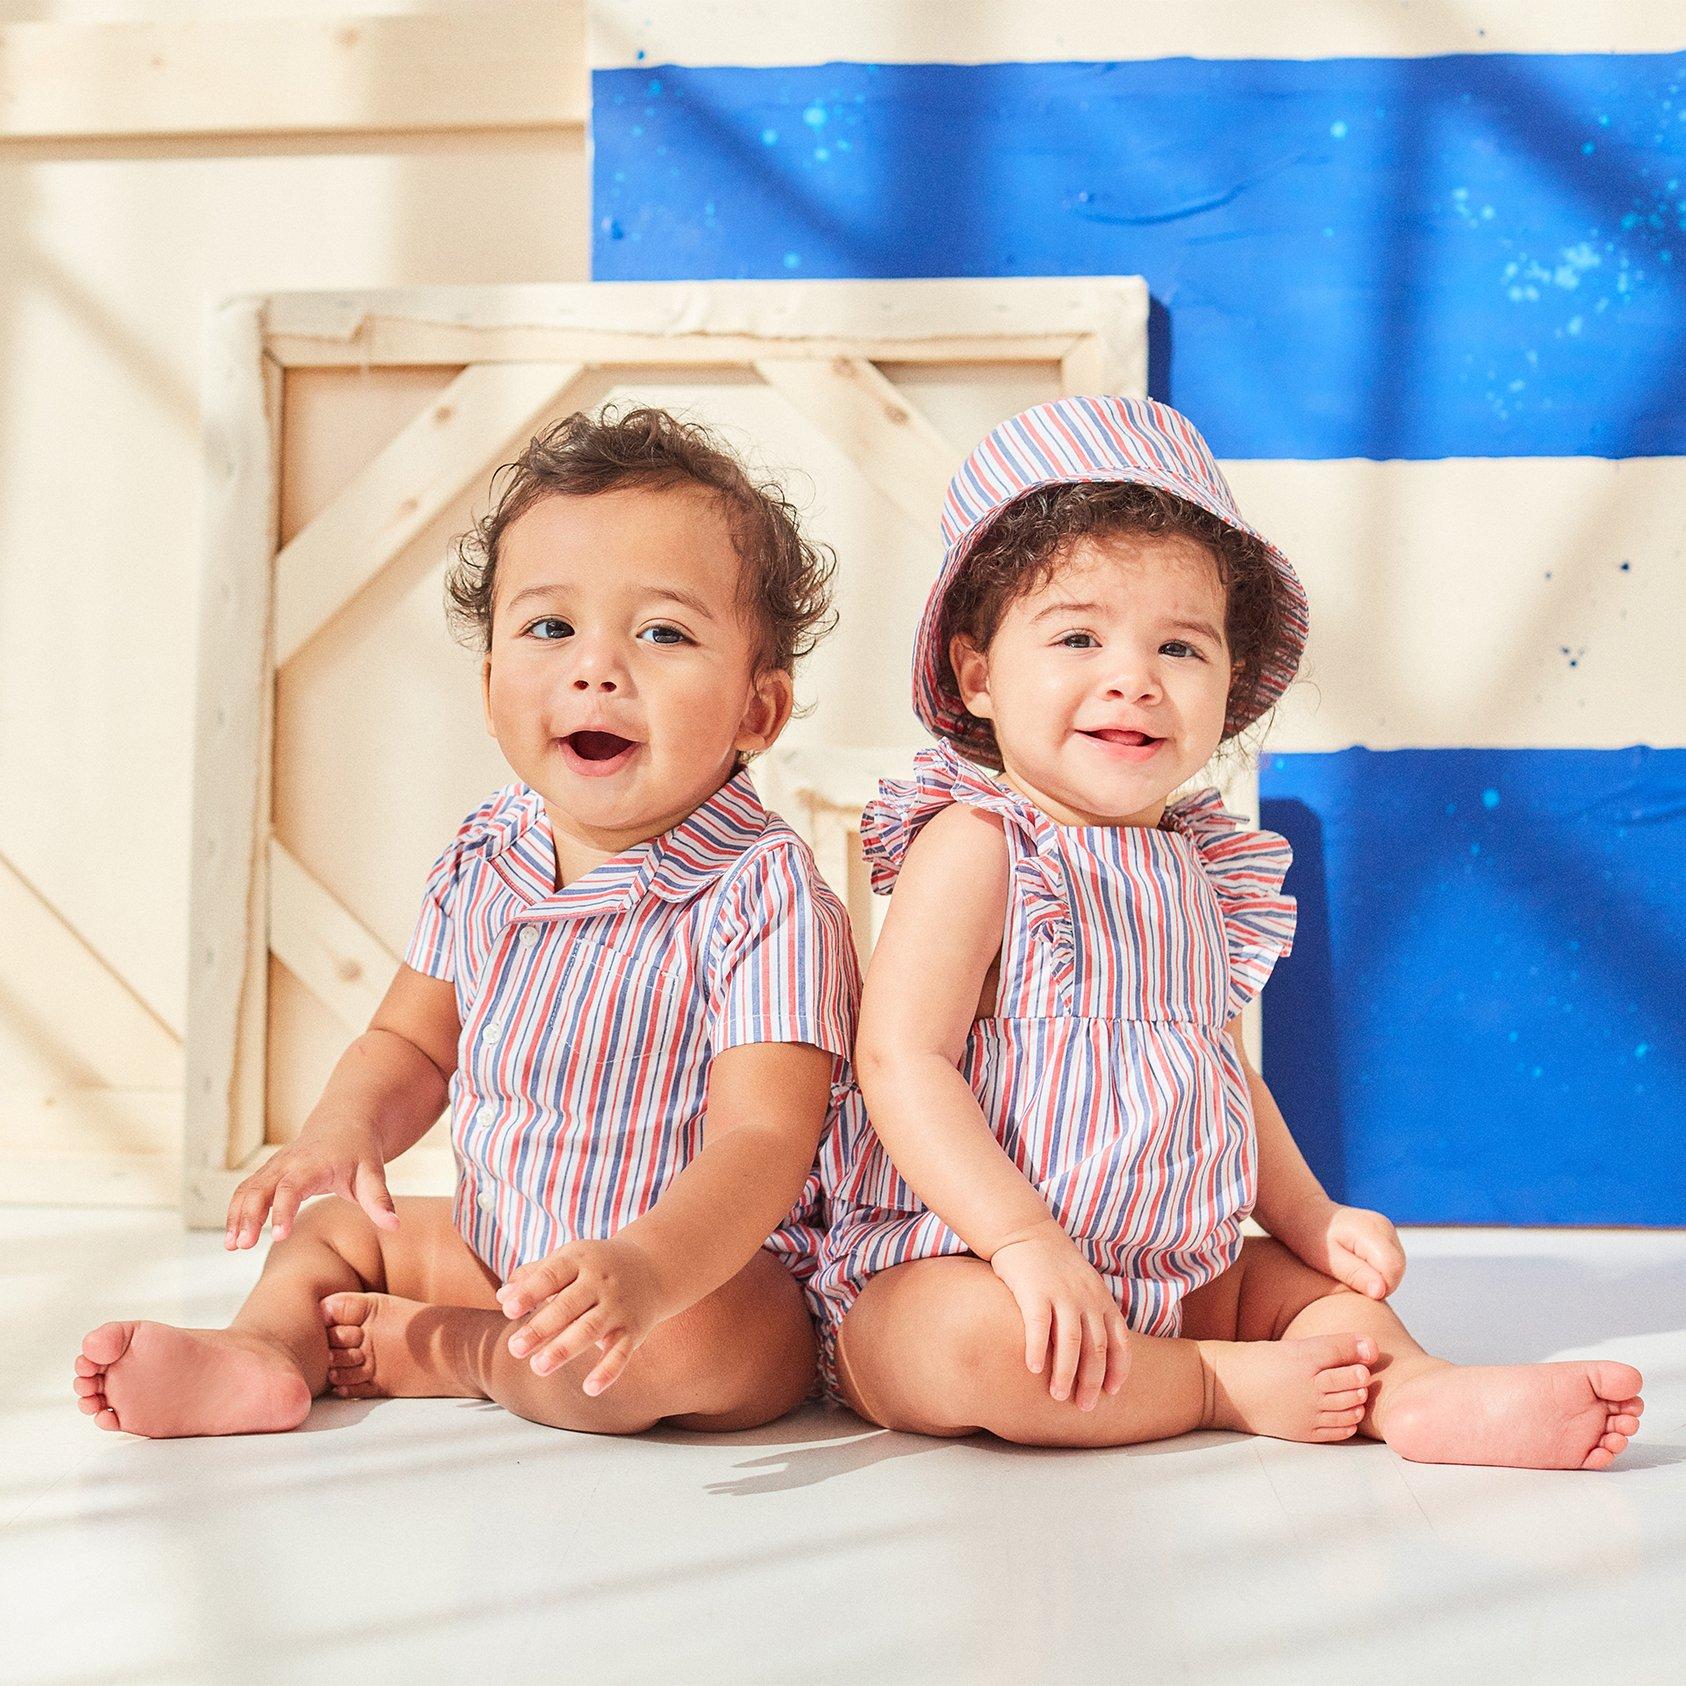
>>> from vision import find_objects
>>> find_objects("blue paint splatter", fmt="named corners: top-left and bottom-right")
top-left (1482, 788), bottom-right (1501, 809)
top-left (1260, 746), bottom-right (1686, 1222)
top-left (803, 104), bottom-right (828, 129)
top-left (1330, 120), bottom-right (1348, 138)
top-left (594, 54), bottom-right (1686, 459)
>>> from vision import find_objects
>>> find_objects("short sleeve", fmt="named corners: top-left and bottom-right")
top-left (402, 837), bottom-right (462, 982)
top-left (706, 840), bottom-right (861, 1070)
top-left (1168, 789), bottom-right (1297, 1016)
top-left (403, 793), bottom-right (503, 982)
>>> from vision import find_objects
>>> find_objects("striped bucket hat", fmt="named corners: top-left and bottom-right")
top-left (914, 395), bottom-right (1308, 754)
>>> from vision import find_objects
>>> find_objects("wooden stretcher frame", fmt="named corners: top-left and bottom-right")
top-left (184, 276), bottom-right (1149, 1225)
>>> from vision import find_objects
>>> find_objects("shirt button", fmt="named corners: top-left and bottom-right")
top-left (477, 1190), bottom-right (495, 1214)
top-left (516, 925), bottom-right (540, 948)
top-left (475, 1104), bottom-right (496, 1128)
top-left (482, 1018), bottom-right (503, 1043)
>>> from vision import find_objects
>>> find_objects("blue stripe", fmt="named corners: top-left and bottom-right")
top-left (1259, 746), bottom-right (1686, 1225)
top-left (594, 55), bottom-right (1686, 459)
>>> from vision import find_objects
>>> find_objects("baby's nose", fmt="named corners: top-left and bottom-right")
top-left (1107, 669), bottom-right (1160, 699)
top-left (571, 675), bottom-right (617, 691)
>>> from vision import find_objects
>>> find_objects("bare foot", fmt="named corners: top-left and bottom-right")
top-left (1200, 1332), bottom-right (1378, 1442)
top-left (320, 1292), bottom-right (490, 1400)
top-left (73, 1321), bottom-right (312, 1438)
top-left (1375, 1359), bottom-right (1644, 1469)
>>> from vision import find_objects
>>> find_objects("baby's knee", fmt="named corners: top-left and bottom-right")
top-left (641, 1282), bottom-right (815, 1424)
top-left (905, 1294), bottom-right (1036, 1429)
top-left (505, 1374), bottom-right (664, 1437)
top-left (277, 1197), bottom-right (382, 1281)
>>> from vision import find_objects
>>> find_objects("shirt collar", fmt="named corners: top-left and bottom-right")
top-left (478, 770), bottom-right (768, 916)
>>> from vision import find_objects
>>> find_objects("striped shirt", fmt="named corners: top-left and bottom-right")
top-left (405, 769), bottom-right (860, 1284)
top-left (810, 741), bottom-right (1296, 1380)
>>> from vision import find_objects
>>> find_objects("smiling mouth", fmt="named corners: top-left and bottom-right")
top-left (1083, 728), bottom-right (1164, 748)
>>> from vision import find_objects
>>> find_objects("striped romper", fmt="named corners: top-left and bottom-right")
top-left (810, 741), bottom-right (1296, 1393)
top-left (404, 770), bottom-right (860, 1286)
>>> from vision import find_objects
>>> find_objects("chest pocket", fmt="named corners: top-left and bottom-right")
top-left (464, 928), bottom-right (697, 1091)
top-left (551, 934), bottom-right (697, 1071)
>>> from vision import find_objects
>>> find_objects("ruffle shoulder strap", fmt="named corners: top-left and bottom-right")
top-left (860, 743), bottom-right (1076, 998)
top-left (1164, 789), bottom-right (1297, 1016)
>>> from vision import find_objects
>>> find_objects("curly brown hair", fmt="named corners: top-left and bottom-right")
top-left (445, 405), bottom-right (836, 673)
top-left (936, 481), bottom-right (1294, 765)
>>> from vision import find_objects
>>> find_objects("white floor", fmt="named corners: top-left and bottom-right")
top-left (3, 1210), bottom-right (1684, 1685)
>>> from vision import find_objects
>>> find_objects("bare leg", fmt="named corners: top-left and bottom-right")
top-left (1183, 1237), bottom-right (1646, 1470)
top-left (72, 1197), bottom-right (493, 1438)
top-left (319, 1247), bottom-right (815, 1436)
top-left (833, 1255), bottom-right (1376, 1448)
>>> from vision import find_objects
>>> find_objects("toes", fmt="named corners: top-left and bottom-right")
top-left (319, 1293), bottom-right (370, 1329)
top-left (1608, 1412), bottom-right (1640, 1436)
top-left (1319, 1365), bottom-right (1371, 1395)
top-left (325, 1325), bottom-right (364, 1351)
top-left (1583, 1430), bottom-right (1629, 1470)
top-left (326, 1347), bottom-right (371, 1386)
top-left (77, 1394), bottom-right (105, 1415)
top-left (1308, 1332), bottom-right (1377, 1370)
top-left (81, 1322), bottom-right (132, 1367)
top-left (1318, 1404), bottom-right (1367, 1428)
top-left (1313, 1422), bottom-right (1360, 1441)
top-left (74, 1354), bottom-right (101, 1378)
top-left (1615, 1396), bottom-right (1645, 1417)
top-left (73, 1374), bottom-right (102, 1398)
top-left (93, 1406), bottom-right (121, 1432)
top-left (1589, 1361), bottom-right (1644, 1403)
top-left (1320, 1388), bottom-right (1369, 1412)
top-left (330, 1381), bottom-right (378, 1400)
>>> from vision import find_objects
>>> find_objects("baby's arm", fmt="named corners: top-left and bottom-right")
top-left (1231, 1018), bottom-right (1405, 1299)
top-left (224, 964), bottom-right (460, 1248)
top-left (855, 804), bottom-right (1131, 1410)
top-left (495, 1040), bottom-right (836, 1395)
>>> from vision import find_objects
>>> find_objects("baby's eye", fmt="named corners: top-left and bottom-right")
top-left (637, 623), bottom-right (691, 646)
top-left (1058, 631), bottom-right (1099, 649)
top-left (525, 616), bottom-right (573, 641)
top-left (1161, 640), bottom-right (1204, 661)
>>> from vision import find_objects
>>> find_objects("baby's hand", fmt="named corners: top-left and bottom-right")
top-left (1313, 1204), bottom-right (1406, 1300)
top-left (224, 1117), bottom-right (396, 1249)
top-left (987, 1219), bottom-right (1131, 1410)
top-left (496, 1236), bottom-right (671, 1396)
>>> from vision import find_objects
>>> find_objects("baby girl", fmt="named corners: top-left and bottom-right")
top-left (812, 396), bottom-right (1644, 1468)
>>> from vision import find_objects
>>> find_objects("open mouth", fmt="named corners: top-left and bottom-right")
top-left (1083, 728), bottom-right (1164, 750)
top-left (1085, 724), bottom-right (1166, 758)
top-left (567, 730), bottom-right (636, 761)
top-left (557, 730), bottom-right (641, 775)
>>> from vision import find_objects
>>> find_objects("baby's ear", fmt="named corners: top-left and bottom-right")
top-left (481, 656), bottom-right (496, 737)
top-left (737, 665), bottom-right (794, 754)
top-left (949, 633), bottom-right (994, 719)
